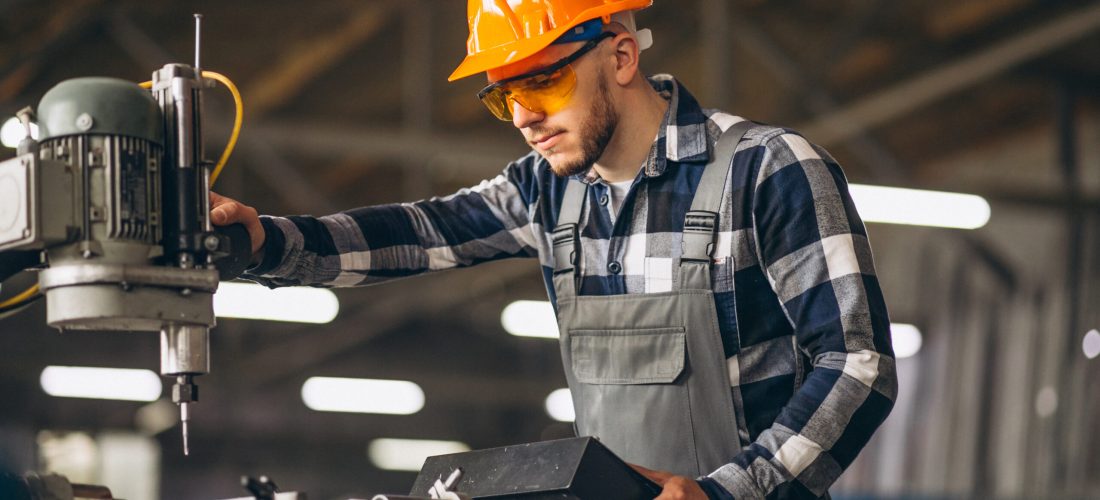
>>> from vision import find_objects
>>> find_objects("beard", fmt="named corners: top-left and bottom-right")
top-left (544, 70), bottom-right (619, 178)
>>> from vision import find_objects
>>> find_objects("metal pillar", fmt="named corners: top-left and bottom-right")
top-left (699, 0), bottom-right (732, 109)
top-left (402, 0), bottom-right (435, 199)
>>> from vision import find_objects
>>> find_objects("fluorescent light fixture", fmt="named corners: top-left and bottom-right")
top-left (368, 438), bottom-right (470, 471)
top-left (36, 431), bottom-right (97, 479)
top-left (891, 323), bottom-right (923, 359)
top-left (1, 116), bottom-right (38, 149)
top-left (301, 377), bottom-right (424, 415)
top-left (135, 400), bottom-right (179, 436)
top-left (214, 281), bottom-right (339, 324)
top-left (848, 184), bottom-right (990, 229)
top-left (545, 388), bottom-right (575, 422)
top-left (40, 366), bottom-right (161, 402)
top-left (501, 300), bottom-right (558, 338)
top-left (1083, 329), bottom-right (1100, 360)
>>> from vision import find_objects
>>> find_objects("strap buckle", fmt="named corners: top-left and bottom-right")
top-left (551, 223), bottom-right (578, 275)
top-left (681, 210), bottom-right (718, 262)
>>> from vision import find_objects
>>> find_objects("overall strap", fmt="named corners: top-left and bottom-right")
top-left (551, 178), bottom-right (588, 300)
top-left (680, 120), bottom-right (753, 289)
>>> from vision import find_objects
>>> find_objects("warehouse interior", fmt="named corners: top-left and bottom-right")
top-left (1, 0), bottom-right (1099, 498)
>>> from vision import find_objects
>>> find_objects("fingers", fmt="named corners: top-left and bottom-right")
top-left (209, 192), bottom-right (252, 225)
top-left (209, 191), bottom-right (235, 224)
top-left (628, 466), bottom-right (707, 500)
top-left (208, 191), bottom-right (266, 255)
top-left (210, 202), bottom-right (240, 225)
top-left (653, 476), bottom-right (708, 500)
top-left (629, 463), bottom-right (672, 485)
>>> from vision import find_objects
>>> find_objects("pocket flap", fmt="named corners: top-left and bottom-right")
top-left (570, 327), bottom-right (686, 384)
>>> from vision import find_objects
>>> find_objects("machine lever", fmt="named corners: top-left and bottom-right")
top-left (212, 223), bottom-right (253, 281)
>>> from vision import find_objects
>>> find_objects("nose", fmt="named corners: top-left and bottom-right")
top-left (511, 98), bottom-right (545, 129)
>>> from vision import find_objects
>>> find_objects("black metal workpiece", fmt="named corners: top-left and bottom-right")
top-left (411, 437), bottom-right (661, 499)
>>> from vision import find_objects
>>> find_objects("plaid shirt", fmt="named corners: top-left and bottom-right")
top-left (247, 75), bottom-right (898, 499)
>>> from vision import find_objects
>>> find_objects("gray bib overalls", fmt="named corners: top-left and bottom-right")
top-left (551, 122), bottom-right (752, 478)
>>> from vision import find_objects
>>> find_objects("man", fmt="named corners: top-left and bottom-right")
top-left (212, 1), bottom-right (898, 498)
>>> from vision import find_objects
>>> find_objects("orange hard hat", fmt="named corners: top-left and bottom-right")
top-left (448, 0), bottom-right (653, 82)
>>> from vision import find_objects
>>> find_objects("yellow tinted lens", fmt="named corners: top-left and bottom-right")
top-left (479, 88), bottom-right (513, 121)
top-left (511, 65), bottom-right (577, 115)
top-left (479, 65), bottom-right (578, 121)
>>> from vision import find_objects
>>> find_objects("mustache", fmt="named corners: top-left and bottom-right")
top-left (526, 126), bottom-right (565, 142)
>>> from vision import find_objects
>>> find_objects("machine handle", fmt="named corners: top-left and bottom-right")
top-left (213, 223), bottom-right (253, 281)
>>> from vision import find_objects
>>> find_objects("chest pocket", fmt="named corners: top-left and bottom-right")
top-left (569, 327), bottom-right (686, 384)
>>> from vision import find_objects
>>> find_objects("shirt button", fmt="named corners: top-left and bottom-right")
top-left (607, 261), bottom-right (622, 274)
top-left (599, 194), bottom-right (609, 206)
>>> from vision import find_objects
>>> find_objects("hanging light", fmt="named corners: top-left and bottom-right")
top-left (367, 438), bottom-right (470, 471)
top-left (501, 300), bottom-right (558, 338)
top-left (849, 184), bottom-right (990, 229)
top-left (40, 366), bottom-right (161, 402)
top-left (891, 323), bottom-right (923, 359)
top-left (545, 388), bottom-right (575, 422)
top-left (301, 377), bottom-right (424, 415)
top-left (214, 282), bottom-right (339, 323)
top-left (1, 116), bottom-right (38, 149)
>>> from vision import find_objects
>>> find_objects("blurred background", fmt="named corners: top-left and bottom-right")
top-left (1, 0), bottom-right (1099, 498)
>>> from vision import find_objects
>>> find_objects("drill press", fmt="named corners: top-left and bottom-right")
top-left (0, 15), bottom-right (248, 454)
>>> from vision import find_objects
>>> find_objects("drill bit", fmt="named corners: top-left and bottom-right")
top-left (162, 324), bottom-right (207, 456)
top-left (181, 401), bottom-right (190, 455)
top-left (173, 374), bottom-right (197, 456)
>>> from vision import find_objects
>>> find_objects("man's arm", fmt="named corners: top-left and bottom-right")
top-left (212, 164), bottom-right (540, 288)
top-left (706, 132), bottom-right (898, 499)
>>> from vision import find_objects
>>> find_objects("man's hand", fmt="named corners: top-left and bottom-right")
top-left (629, 463), bottom-right (709, 500)
top-left (210, 192), bottom-right (265, 256)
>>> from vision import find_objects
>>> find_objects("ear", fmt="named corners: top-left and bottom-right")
top-left (608, 32), bottom-right (640, 87)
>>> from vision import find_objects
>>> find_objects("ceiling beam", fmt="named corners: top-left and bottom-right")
top-left (727, 13), bottom-right (906, 182)
top-left (816, 2), bottom-right (891, 79)
top-left (801, 2), bottom-right (1100, 146)
top-left (245, 2), bottom-right (395, 118)
top-left (926, 0), bottom-right (1029, 41)
top-left (0, 0), bottom-right (106, 104)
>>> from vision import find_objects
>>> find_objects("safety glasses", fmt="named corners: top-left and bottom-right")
top-left (478, 32), bottom-right (615, 121)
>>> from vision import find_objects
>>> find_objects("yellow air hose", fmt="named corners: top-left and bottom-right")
top-left (0, 283), bottom-right (38, 310)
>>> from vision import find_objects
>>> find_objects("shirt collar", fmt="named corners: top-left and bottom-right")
top-left (577, 74), bottom-right (712, 184)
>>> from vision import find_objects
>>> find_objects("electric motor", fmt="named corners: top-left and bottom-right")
top-left (0, 76), bottom-right (221, 332)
